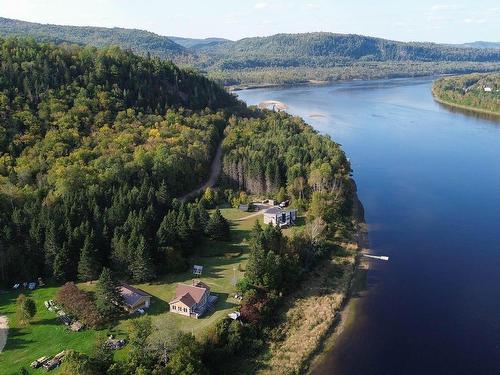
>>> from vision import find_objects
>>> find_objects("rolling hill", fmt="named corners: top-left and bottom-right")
top-left (1, 17), bottom-right (500, 86)
top-left (0, 17), bottom-right (186, 58)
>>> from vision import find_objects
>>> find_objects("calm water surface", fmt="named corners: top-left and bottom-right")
top-left (237, 78), bottom-right (500, 375)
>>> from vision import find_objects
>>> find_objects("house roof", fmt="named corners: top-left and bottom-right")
top-left (170, 282), bottom-right (210, 307)
top-left (120, 284), bottom-right (151, 307)
top-left (264, 207), bottom-right (298, 215)
top-left (264, 207), bottom-right (283, 215)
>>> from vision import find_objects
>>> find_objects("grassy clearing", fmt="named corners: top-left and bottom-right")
top-left (0, 287), bottom-right (101, 375)
top-left (0, 206), bottom-right (260, 375)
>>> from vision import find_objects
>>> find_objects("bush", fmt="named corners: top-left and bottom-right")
top-left (56, 282), bottom-right (103, 327)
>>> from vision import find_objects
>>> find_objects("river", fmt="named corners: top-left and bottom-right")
top-left (237, 78), bottom-right (500, 375)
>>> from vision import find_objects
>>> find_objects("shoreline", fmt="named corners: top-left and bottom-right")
top-left (304, 186), bottom-right (371, 374)
top-left (228, 73), bottom-right (467, 93)
top-left (256, 183), bottom-right (369, 374)
top-left (228, 79), bottom-right (330, 92)
top-left (431, 88), bottom-right (500, 118)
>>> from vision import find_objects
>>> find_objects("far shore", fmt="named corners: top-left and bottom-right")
top-left (228, 79), bottom-right (330, 92)
top-left (431, 89), bottom-right (500, 117)
top-left (228, 73), bottom-right (464, 92)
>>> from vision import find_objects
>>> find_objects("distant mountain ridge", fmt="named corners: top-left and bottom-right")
top-left (1, 17), bottom-right (500, 86)
top-left (457, 41), bottom-right (500, 49)
top-left (168, 36), bottom-right (230, 49)
top-left (197, 32), bottom-right (500, 63)
top-left (0, 17), bottom-right (186, 58)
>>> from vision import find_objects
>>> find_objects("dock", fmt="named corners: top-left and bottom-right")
top-left (363, 254), bottom-right (389, 261)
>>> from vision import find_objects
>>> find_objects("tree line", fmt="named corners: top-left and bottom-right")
top-left (0, 37), bottom-right (240, 286)
top-left (433, 73), bottom-right (500, 114)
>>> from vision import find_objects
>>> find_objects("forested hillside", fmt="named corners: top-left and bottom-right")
top-left (222, 111), bottom-right (349, 200)
top-left (199, 33), bottom-right (500, 86)
top-left (432, 73), bottom-right (500, 115)
top-left (199, 33), bottom-right (500, 66)
top-left (0, 37), bottom-right (241, 285)
top-left (2, 17), bottom-right (500, 86)
top-left (0, 17), bottom-right (186, 58)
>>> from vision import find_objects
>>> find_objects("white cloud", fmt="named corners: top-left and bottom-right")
top-left (254, 2), bottom-right (269, 10)
top-left (464, 18), bottom-right (486, 24)
top-left (305, 3), bottom-right (320, 9)
top-left (430, 4), bottom-right (462, 12)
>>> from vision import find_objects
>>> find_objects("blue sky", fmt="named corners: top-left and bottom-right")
top-left (0, 0), bottom-right (499, 43)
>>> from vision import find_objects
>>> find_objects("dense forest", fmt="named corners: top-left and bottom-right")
top-left (0, 17), bottom-right (186, 59)
top-left (1, 17), bottom-right (500, 86)
top-left (432, 73), bottom-right (500, 114)
top-left (222, 111), bottom-right (350, 202)
top-left (0, 36), bottom-right (360, 375)
top-left (0, 37), bottom-right (243, 285)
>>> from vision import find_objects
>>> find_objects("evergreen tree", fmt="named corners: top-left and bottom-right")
top-left (95, 267), bottom-right (123, 320)
top-left (205, 209), bottom-right (230, 241)
top-left (188, 205), bottom-right (201, 240)
top-left (130, 237), bottom-right (155, 283)
top-left (53, 242), bottom-right (71, 282)
top-left (176, 207), bottom-right (192, 250)
top-left (155, 180), bottom-right (169, 207)
top-left (157, 210), bottom-right (177, 248)
top-left (197, 204), bottom-right (210, 232)
top-left (78, 231), bottom-right (101, 282)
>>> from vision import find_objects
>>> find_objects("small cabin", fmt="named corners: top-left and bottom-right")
top-left (120, 284), bottom-right (151, 313)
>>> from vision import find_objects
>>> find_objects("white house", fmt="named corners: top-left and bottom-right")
top-left (263, 207), bottom-right (298, 227)
top-left (169, 281), bottom-right (217, 318)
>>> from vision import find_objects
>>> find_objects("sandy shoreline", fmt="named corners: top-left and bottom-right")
top-left (0, 315), bottom-right (8, 353)
top-left (254, 183), bottom-right (370, 375)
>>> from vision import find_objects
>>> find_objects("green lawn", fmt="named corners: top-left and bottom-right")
top-left (0, 287), bottom-right (102, 375)
top-left (0, 207), bottom-right (258, 374)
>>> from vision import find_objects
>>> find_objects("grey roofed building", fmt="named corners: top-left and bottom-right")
top-left (263, 206), bottom-right (298, 227)
top-left (120, 284), bottom-right (151, 312)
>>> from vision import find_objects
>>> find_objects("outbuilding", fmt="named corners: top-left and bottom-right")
top-left (120, 284), bottom-right (151, 313)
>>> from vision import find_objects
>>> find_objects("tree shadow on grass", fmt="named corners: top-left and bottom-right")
top-left (199, 292), bottom-right (238, 320)
top-left (1, 327), bottom-right (33, 352)
top-left (143, 296), bottom-right (169, 316)
top-left (30, 317), bottom-right (61, 327)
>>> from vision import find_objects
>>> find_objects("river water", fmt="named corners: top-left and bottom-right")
top-left (237, 78), bottom-right (500, 375)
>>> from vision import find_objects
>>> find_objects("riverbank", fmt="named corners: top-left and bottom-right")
top-left (432, 88), bottom-right (500, 117)
top-left (254, 187), bottom-right (369, 375)
top-left (228, 79), bottom-right (329, 92)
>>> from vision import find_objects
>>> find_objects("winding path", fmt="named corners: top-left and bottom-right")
top-left (179, 142), bottom-right (223, 202)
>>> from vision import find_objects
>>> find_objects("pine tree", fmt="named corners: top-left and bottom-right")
top-left (156, 180), bottom-right (169, 206)
top-left (77, 231), bottom-right (101, 282)
top-left (53, 242), bottom-right (71, 282)
top-left (197, 204), bottom-right (210, 232)
top-left (95, 267), bottom-right (123, 320)
top-left (130, 237), bottom-right (155, 283)
top-left (188, 205), bottom-right (201, 240)
top-left (157, 210), bottom-right (177, 248)
top-left (205, 209), bottom-right (230, 241)
top-left (44, 223), bottom-right (59, 275)
top-left (176, 207), bottom-right (191, 250)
